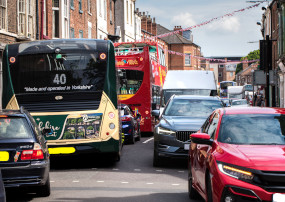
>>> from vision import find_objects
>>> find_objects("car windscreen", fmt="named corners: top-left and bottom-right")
top-left (11, 51), bottom-right (107, 94)
top-left (218, 114), bottom-right (285, 145)
top-left (0, 117), bottom-right (33, 139)
top-left (164, 99), bottom-right (223, 117)
top-left (163, 89), bottom-right (212, 104)
top-left (231, 100), bottom-right (247, 105)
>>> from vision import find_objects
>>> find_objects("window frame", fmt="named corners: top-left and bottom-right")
top-left (0, 0), bottom-right (7, 31)
top-left (185, 53), bottom-right (191, 66)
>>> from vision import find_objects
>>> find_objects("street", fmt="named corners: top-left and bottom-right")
top-left (6, 137), bottom-right (202, 202)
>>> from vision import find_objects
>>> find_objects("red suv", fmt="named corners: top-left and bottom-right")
top-left (188, 107), bottom-right (285, 202)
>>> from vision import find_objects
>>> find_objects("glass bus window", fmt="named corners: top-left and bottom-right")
top-left (118, 70), bottom-right (143, 95)
top-left (12, 52), bottom-right (107, 94)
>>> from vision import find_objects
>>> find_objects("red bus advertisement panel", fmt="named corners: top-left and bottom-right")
top-left (116, 47), bottom-right (153, 133)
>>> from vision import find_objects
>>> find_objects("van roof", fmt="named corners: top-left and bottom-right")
top-left (163, 70), bottom-right (217, 90)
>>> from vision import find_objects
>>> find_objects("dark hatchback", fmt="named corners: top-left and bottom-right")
top-left (153, 95), bottom-right (224, 166)
top-left (120, 104), bottom-right (141, 144)
top-left (0, 108), bottom-right (50, 197)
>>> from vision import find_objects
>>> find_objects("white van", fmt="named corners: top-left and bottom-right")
top-left (160, 70), bottom-right (218, 111)
top-left (227, 86), bottom-right (245, 99)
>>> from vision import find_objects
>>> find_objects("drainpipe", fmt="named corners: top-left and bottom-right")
top-left (36, 0), bottom-right (39, 39)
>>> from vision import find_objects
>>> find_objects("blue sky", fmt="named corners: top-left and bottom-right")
top-left (136, 0), bottom-right (269, 57)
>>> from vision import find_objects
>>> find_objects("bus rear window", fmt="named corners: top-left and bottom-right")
top-left (10, 52), bottom-right (107, 94)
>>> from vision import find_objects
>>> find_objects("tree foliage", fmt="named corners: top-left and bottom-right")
top-left (235, 49), bottom-right (260, 75)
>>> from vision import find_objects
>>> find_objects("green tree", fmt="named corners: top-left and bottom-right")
top-left (236, 50), bottom-right (260, 75)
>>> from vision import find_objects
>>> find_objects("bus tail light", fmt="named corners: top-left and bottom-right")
top-left (21, 143), bottom-right (44, 160)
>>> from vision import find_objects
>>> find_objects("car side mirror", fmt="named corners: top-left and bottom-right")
top-left (191, 133), bottom-right (213, 146)
top-left (152, 110), bottom-right (160, 118)
top-left (42, 128), bottom-right (54, 136)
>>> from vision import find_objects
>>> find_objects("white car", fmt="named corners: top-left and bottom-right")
top-left (231, 99), bottom-right (250, 107)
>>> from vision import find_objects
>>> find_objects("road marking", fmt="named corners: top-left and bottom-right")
top-left (172, 184), bottom-right (180, 186)
top-left (121, 182), bottom-right (129, 184)
top-left (97, 181), bottom-right (104, 183)
top-left (113, 168), bottom-right (119, 171)
top-left (143, 137), bottom-right (154, 143)
top-left (92, 168), bottom-right (97, 170)
top-left (146, 183), bottom-right (154, 185)
top-left (73, 181), bottom-right (79, 183)
top-left (50, 181), bottom-right (55, 183)
top-left (134, 169), bottom-right (141, 172)
top-left (156, 170), bottom-right (163, 172)
top-left (178, 171), bottom-right (185, 173)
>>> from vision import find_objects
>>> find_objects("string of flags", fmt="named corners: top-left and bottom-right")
top-left (152, 3), bottom-right (262, 39)
top-left (166, 49), bottom-right (259, 64)
top-left (134, 3), bottom-right (263, 64)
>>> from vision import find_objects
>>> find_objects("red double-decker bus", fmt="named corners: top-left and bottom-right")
top-left (114, 41), bottom-right (167, 133)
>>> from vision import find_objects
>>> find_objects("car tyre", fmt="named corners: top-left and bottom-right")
top-left (153, 150), bottom-right (162, 167)
top-left (188, 166), bottom-right (200, 199)
top-left (130, 130), bottom-right (135, 144)
top-left (136, 129), bottom-right (141, 141)
top-left (206, 173), bottom-right (213, 202)
top-left (37, 175), bottom-right (51, 197)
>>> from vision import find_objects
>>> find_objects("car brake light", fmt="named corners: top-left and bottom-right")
top-left (122, 117), bottom-right (131, 121)
top-left (21, 143), bottom-right (44, 160)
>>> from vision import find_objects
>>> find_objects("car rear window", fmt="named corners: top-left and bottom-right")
top-left (0, 117), bottom-right (33, 139)
top-left (164, 99), bottom-right (223, 117)
top-left (218, 114), bottom-right (285, 145)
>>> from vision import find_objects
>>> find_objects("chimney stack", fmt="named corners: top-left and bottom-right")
top-left (147, 15), bottom-right (152, 34)
top-left (173, 26), bottom-right (183, 36)
top-left (152, 17), bottom-right (157, 36)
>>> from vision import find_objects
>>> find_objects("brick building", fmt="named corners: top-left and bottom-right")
top-left (236, 63), bottom-right (258, 86)
top-left (156, 24), bottom-right (202, 70)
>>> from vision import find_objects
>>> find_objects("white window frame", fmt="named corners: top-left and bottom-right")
top-left (185, 53), bottom-right (191, 66)
top-left (130, 2), bottom-right (132, 25)
top-left (88, 0), bottom-right (91, 14)
top-left (104, 0), bottom-right (107, 20)
top-left (63, 0), bottom-right (68, 38)
top-left (88, 21), bottom-right (92, 39)
top-left (52, 0), bottom-right (60, 38)
top-left (99, 0), bottom-right (102, 17)
top-left (18, 0), bottom-right (26, 35)
top-left (126, 0), bottom-right (129, 24)
top-left (43, 0), bottom-right (46, 35)
top-left (27, 0), bottom-right (33, 37)
top-left (0, 0), bottom-right (7, 30)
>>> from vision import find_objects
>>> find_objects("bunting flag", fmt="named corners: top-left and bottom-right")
top-left (165, 49), bottom-right (259, 64)
top-left (152, 3), bottom-right (261, 39)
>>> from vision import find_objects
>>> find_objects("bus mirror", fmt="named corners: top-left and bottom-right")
top-left (42, 128), bottom-right (53, 136)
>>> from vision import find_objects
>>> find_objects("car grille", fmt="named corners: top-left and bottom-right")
top-left (254, 170), bottom-right (285, 193)
top-left (175, 131), bottom-right (195, 142)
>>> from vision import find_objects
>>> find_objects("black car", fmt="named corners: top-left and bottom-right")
top-left (120, 104), bottom-right (141, 144)
top-left (0, 107), bottom-right (50, 197)
top-left (152, 95), bottom-right (224, 167)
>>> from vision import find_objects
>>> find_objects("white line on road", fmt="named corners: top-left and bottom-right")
top-left (113, 168), bottom-right (119, 171)
top-left (172, 184), bottom-right (180, 186)
top-left (50, 181), bottom-right (55, 183)
top-left (156, 170), bottom-right (163, 172)
top-left (121, 182), bottom-right (129, 184)
top-left (143, 137), bottom-right (154, 144)
top-left (146, 183), bottom-right (154, 185)
top-left (134, 169), bottom-right (141, 172)
top-left (178, 171), bottom-right (185, 173)
top-left (97, 181), bottom-right (104, 183)
top-left (72, 181), bottom-right (80, 183)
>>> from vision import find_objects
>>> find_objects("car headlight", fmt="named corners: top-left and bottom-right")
top-left (156, 127), bottom-right (175, 135)
top-left (218, 163), bottom-right (254, 181)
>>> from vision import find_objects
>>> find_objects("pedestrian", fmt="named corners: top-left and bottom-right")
top-left (253, 93), bottom-right (257, 106)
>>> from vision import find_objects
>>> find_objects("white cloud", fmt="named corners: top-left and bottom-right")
top-left (170, 13), bottom-right (196, 28)
top-left (206, 16), bottom-right (241, 33)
